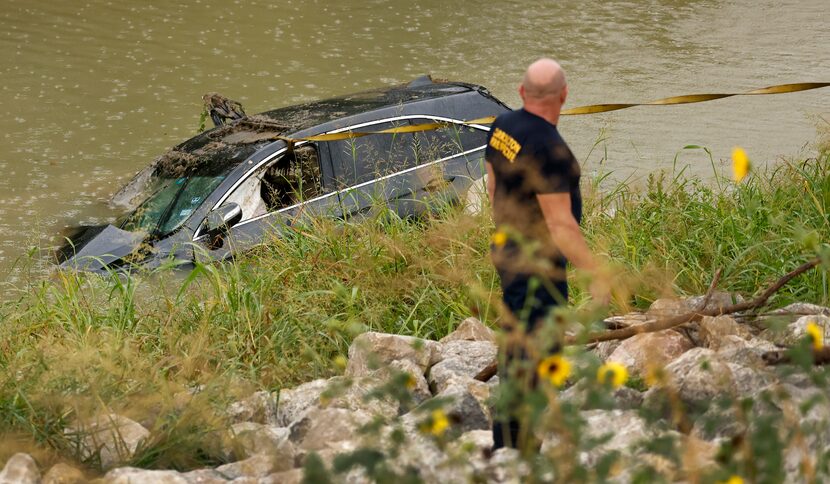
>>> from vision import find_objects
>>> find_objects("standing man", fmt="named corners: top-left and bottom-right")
top-left (485, 58), bottom-right (608, 450)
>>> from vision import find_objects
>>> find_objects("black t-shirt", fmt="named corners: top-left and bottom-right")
top-left (485, 108), bottom-right (582, 275)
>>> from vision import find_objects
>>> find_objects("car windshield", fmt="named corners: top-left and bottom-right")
top-left (120, 174), bottom-right (226, 237)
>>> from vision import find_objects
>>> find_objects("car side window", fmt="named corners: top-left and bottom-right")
top-left (221, 144), bottom-right (324, 222)
top-left (260, 144), bottom-right (324, 211)
top-left (411, 120), bottom-right (489, 162)
top-left (330, 121), bottom-right (416, 189)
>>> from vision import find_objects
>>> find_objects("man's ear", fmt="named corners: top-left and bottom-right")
top-left (518, 84), bottom-right (526, 103)
top-left (560, 84), bottom-right (568, 106)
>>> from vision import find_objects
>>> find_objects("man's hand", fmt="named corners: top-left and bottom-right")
top-left (537, 192), bottom-right (610, 306)
top-left (587, 268), bottom-right (612, 306)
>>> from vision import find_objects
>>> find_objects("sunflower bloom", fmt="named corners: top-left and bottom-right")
top-left (597, 362), bottom-right (629, 389)
top-left (537, 354), bottom-right (571, 387)
top-left (491, 230), bottom-right (508, 248)
top-left (419, 409), bottom-right (450, 436)
top-left (806, 321), bottom-right (824, 350)
top-left (732, 147), bottom-right (751, 182)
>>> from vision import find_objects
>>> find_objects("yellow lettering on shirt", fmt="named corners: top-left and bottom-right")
top-left (489, 128), bottom-right (522, 163)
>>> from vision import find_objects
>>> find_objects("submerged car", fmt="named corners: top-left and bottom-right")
top-left (57, 77), bottom-right (510, 273)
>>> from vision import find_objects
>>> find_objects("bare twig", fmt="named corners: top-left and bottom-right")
top-left (696, 268), bottom-right (723, 312)
top-left (570, 258), bottom-right (820, 345)
top-left (475, 258), bottom-right (822, 382)
top-left (763, 347), bottom-right (830, 365)
top-left (475, 362), bottom-right (497, 381)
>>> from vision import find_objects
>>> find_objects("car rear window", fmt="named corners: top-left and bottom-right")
top-left (330, 120), bottom-right (417, 188)
top-left (329, 119), bottom-right (489, 190)
top-left (411, 120), bottom-right (488, 161)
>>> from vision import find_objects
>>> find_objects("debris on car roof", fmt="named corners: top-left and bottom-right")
top-left (207, 115), bottom-right (290, 145)
top-left (202, 92), bottom-right (246, 127)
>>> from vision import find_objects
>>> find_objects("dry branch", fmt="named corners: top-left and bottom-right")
top-left (763, 347), bottom-right (830, 365)
top-left (475, 258), bottom-right (822, 382)
top-left (572, 258), bottom-right (820, 345)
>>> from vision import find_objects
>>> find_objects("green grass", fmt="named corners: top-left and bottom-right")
top-left (0, 142), bottom-right (828, 472)
top-left (583, 153), bottom-right (830, 310)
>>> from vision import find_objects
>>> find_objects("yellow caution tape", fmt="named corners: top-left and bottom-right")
top-left (561, 82), bottom-right (830, 114)
top-left (279, 82), bottom-right (829, 142)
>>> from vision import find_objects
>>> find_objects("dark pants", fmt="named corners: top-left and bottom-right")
top-left (492, 268), bottom-right (567, 451)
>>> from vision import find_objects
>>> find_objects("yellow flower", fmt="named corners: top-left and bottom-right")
top-left (732, 147), bottom-right (751, 182)
top-left (717, 476), bottom-right (744, 484)
top-left (806, 321), bottom-right (824, 350)
top-left (597, 362), bottom-right (629, 389)
top-left (491, 230), bottom-right (508, 248)
top-left (419, 409), bottom-right (449, 436)
top-left (537, 354), bottom-right (571, 387)
top-left (334, 355), bottom-right (348, 370)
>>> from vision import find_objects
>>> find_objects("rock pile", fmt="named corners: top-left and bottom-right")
top-left (3, 303), bottom-right (830, 483)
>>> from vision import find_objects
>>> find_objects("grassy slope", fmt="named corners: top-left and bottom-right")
top-left (0, 144), bottom-right (828, 469)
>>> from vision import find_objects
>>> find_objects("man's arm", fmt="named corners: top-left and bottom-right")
top-left (537, 192), bottom-right (609, 302)
top-left (485, 161), bottom-right (495, 206)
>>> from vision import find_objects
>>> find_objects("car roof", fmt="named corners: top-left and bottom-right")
top-left (157, 78), bottom-right (497, 179)
top-left (257, 79), bottom-right (478, 133)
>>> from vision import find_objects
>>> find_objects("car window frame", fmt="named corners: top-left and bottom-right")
top-left (327, 119), bottom-right (418, 189)
top-left (191, 115), bottom-right (490, 242)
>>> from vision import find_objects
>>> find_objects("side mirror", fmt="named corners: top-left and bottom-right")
top-left (204, 203), bottom-right (242, 235)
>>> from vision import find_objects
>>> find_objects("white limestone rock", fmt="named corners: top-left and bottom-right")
top-left (699, 315), bottom-right (752, 350)
top-left (607, 329), bottom-right (694, 376)
top-left (101, 467), bottom-right (190, 484)
top-left (276, 379), bottom-right (330, 426)
top-left (404, 377), bottom-right (491, 434)
top-left (542, 410), bottom-right (657, 468)
top-left (440, 317), bottom-right (496, 343)
top-left (428, 340), bottom-right (497, 394)
top-left (644, 348), bottom-right (736, 410)
top-left (222, 422), bottom-right (292, 461)
top-left (69, 413), bottom-right (150, 470)
top-left (43, 462), bottom-right (86, 484)
top-left (226, 391), bottom-right (278, 425)
top-left (346, 332), bottom-right (442, 377)
top-left (215, 453), bottom-right (293, 480)
top-left (288, 407), bottom-right (372, 453)
top-left (787, 315), bottom-right (830, 342)
top-left (0, 453), bottom-right (41, 484)
top-left (258, 468), bottom-right (304, 484)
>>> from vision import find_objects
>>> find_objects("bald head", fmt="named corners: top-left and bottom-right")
top-left (519, 58), bottom-right (568, 124)
top-left (521, 58), bottom-right (567, 100)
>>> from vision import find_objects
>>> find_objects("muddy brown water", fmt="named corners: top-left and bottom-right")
top-left (1, 0), bottom-right (828, 280)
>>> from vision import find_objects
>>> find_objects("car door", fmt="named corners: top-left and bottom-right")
top-left (328, 119), bottom-right (422, 218)
top-left (191, 142), bottom-right (338, 261)
top-left (328, 117), bottom-right (489, 219)
top-left (408, 117), bottom-right (489, 209)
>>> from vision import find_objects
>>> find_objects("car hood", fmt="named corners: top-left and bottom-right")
top-left (58, 224), bottom-right (147, 273)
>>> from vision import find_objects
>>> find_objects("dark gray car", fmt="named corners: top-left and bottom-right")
top-left (57, 77), bottom-right (510, 273)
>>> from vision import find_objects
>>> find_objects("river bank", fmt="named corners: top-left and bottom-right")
top-left (0, 143), bottom-right (828, 481)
